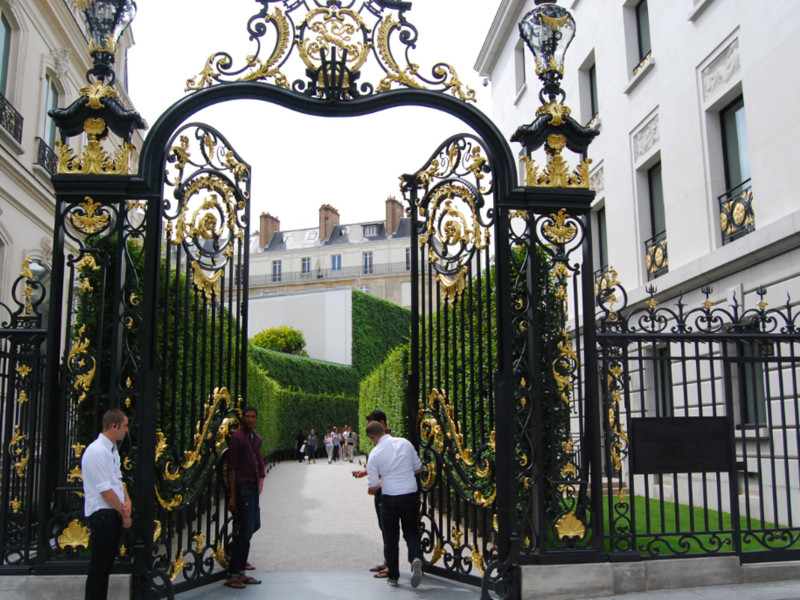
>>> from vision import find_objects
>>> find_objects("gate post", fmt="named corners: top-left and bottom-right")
top-left (503, 1), bottom-right (602, 560)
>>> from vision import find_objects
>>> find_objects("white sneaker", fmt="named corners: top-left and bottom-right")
top-left (410, 558), bottom-right (422, 588)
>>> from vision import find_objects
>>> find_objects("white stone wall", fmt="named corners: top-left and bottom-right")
top-left (248, 287), bottom-right (353, 365)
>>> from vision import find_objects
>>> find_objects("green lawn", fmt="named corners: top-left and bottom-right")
top-left (602, 495), bottom-right (800, 555)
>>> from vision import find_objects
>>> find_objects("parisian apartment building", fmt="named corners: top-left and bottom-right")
top-left (248, 197), bottom-right (414, 308)
top-left (477, 0), bottom-right (800, 313)
top-left (0, 0), bottom-right (140, 309)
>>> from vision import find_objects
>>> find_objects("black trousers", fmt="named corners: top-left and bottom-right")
top-left (85, 509), bottom-right (122, 600)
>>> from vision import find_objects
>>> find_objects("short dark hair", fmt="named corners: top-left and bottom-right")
top-left (366, 421), bottom-right (384, 438)
top-left (365, 409), bottom-right (387, 423)
top-left (243, 406), bottom-right (258, 416)
top-left (102, 409), bottom-right (127, 431)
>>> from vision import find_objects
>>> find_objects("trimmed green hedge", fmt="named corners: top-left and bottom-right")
top-left (358, 344), bottom-right (410, 454)
top-left (352, 290), bottom-right (411, 379)
top-left (248, 342), bottom-right (359, 397)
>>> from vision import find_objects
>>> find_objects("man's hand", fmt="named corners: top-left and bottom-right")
top-left (367, 486), bottom-right (380, 495)
top-left (121, 515), bottom-right (132, 529)
top-left (120, 501), bottom-right (131, 518)
top-left (353, 469), bottom-right (367, 478)
top-left (258, 478), bottom-right (264, 495)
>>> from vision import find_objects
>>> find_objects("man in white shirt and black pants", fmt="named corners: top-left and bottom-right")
top-left (365, 420), bottom-right (424, 588)
top-left (81, 409), bottom-right (132, 600)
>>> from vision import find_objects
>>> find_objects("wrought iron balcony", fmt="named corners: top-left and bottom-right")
top-left (644, 230), bottom-right (668, 280)
top-left (0, 91), bottom-right (23, 144)
top-left (35, 137), bottom-right (58, 175)
top-left (250, 260), bottom-right (411, 288)
top-left (719, 179), bottom-right (754, 245)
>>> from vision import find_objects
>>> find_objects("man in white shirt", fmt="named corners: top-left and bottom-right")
top-left (82, 409), bottom-right (132, 600)
top-left (366, 420), bottom-right (424, 588)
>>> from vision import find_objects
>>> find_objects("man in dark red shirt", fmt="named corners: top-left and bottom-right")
top-left (225, 406), bottom-right (266, 588)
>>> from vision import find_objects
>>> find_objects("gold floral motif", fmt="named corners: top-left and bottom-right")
top-left (119, 545), bottom-right (127, 557)
top-left (154, 520), bottom-right (162, 543)
top-left (8, 426), bottom-right (29, 477)
top-left (536, 100), bottom-right (571, 126)
top-left (68, 466), bottom-right (83, 483)
top-left (16, 390), bottom-right (28, 404)
top-left (213, 540), bottom-right (228, 569)
top-left (72, 443), bottom-right (87, 458)
top-left (155, 485), bottom-right (183, 511)
top-left (451, 527), bottom-right (463, 549)
top-left (75, 254), bottom-right (101, 272)
top-left (543, 209), bottom-right (578, 245)
top-left (420, 461), bottom-right (436, 489)
top-left (429, 539), bottom-right (444, 565)
top-left (68, 325), bottom-right (96, 405)
top-left (473, 488), bottom-right (496, 507)
top-left (70, 197), bottom-right (110, 235)
top-left (470, 545), bottom-right (485, 575)
top-left (11, 498), bottom-right (21, 513)
top-left (193, 532), bottom-right (205, 554)
top-left (59, 519), bottom-right (90, 550)
top-left (15, 363), bottom-right (32, 380)
top-left (79, 81), bottom-right (119, 109)
top-left (555, 511), bottom-right (586, 540)
top-left (169, 548), bottom-right (186, 582)
top-left (155, 430), bottom-right (168, 461)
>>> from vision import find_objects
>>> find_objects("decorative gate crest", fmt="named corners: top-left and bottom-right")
top-left (186, 0), bottom-right (476, 102)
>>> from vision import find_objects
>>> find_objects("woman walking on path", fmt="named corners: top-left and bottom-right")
top-left (295, 430), bottom-right (306, 463)
top-left (324, 431), bottom-right (334, 463)
top-left (332, 427), bottom-right (342, 462)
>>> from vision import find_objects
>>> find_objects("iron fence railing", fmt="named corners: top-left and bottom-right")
top-left (719, 179), bottom-right (754, 245)
top-left (0, 92), bottom-right (23, 144)
top-left (35, 137), bottom-right (57, 175)
top-left (250, 260), bottom-right (410, 287)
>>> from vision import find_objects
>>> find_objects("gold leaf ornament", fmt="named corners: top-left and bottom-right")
top-left (59, 519), bottom-right (90, 550)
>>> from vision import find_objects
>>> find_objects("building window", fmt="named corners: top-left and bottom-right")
top-left (405, 247), bottom-right (411, 271)
top-left (359, 285), bottom-right (370, 294)
top-left (635, 0), bottom-right (652, 63)
top-left (514, 40), bottom-right (526, 94)
top-left (331, 254), bottom-right (341, 271)
top-left (0, 13), bottom-right (10, 96)
top-left (655, 345), bottom-right (674, 417)
top-left (589, 63), bottom-right (599, 119)
top-left (644, 162), bottom-right (667, 280)
top-left (596, 207), bottom-right (608, 273)
top-left (719, 96), bottom-right (753, 244)
top-left (272, 260), bottom-right (282, 282)
top-left (41, 74), bottom-right (59, 148)
top-left (363, 224), bottom-right (378, 237)
top-left (301, 257), bottom-right (311, 279)
top-left (730, 335), bottom-right (767, 427)
top-left (363, 251), bottom-right (373, 274)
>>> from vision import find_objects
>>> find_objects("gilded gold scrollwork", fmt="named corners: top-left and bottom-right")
top-left (429, 539), bottom-right (444, 566)
top-left (193, 532), bottom-right (205, 554)
top-left (213, 540), bottom-right (229, 568)
top-left (68, 325), bottom-right (96, 405)
top-left (68, 466), bottom-right (83, 483)
top-left (470, 545), bottom-right (485, 575)
top-left (542, 209), bottom-right (578, 245)
top-left (57, 135), bottom-right (134, 175)
top-left (70, 197), bottom-right (110, 235)
top-left (436, 267), bottom-right (468, 305)
top-left (9, 426), bottom-right (29, 478)
top-left (522, 134), bottom-right (591, 188)
top-left (191, 261), bottom-right (223, 301)
top-left (11, 498), bottom-right (21, 513)
top-left (607, 365), bottom-right (629, 472)
top-left (169, 548), bottom-right (186, 582)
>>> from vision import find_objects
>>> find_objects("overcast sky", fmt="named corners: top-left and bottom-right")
top-left (127, 1), bottom-right (502, 232)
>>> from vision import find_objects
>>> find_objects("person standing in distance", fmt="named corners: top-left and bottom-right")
top-left (365, 421), bottom-right (424, 588)
top-left (82, 408), bottom-right (132, 600)
top-left (226, 406), bottom-right (266, 588)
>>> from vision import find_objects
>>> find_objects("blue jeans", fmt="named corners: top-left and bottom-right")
top-left (229, 486), bottom-right (260, 576)
top-left (381, 493), bottom-right (421, 581)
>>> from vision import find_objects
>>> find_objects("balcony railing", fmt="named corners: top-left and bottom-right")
top-left (719, 179), bottom-right (754, 245)
top-left (644, 230), bottom-right (668, 280)
top-left (35, 137), bottom-right (58, 175)
top-left (251, 260), bottom-right (411, 287)
top-left (0, 91), bottom-right (23, 144)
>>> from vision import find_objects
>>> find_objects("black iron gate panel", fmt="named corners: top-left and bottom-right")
top-left (597, 277), bottom-right (800, 561)
top-left (0, 261), bottom-right (48, 568)
top-left (402, 134), bottom-right (498, 587)
top-left (149, 123), bottom-right (250, 595)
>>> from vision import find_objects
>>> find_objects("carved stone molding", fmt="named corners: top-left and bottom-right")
top-left (40, 238), bottom-right (53, 266)
top-left (633, 115), bottom-right (659, 162)
top-left (590, 166), bottom-right (604, 194)
top-left (50, 48), bottom-right (72, 78)
top-left (702, 39), bottom-right (740, 103)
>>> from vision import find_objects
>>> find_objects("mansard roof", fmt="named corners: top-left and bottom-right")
top-left (251, 218), bottom-right (411, 254)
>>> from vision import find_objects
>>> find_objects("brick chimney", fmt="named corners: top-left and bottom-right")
top-left (259, 212), bottom-right (280, 249)
top-left (319, 204), bottom-right (340, 241)
top-left (385, 196), bottom-right (403, 236)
